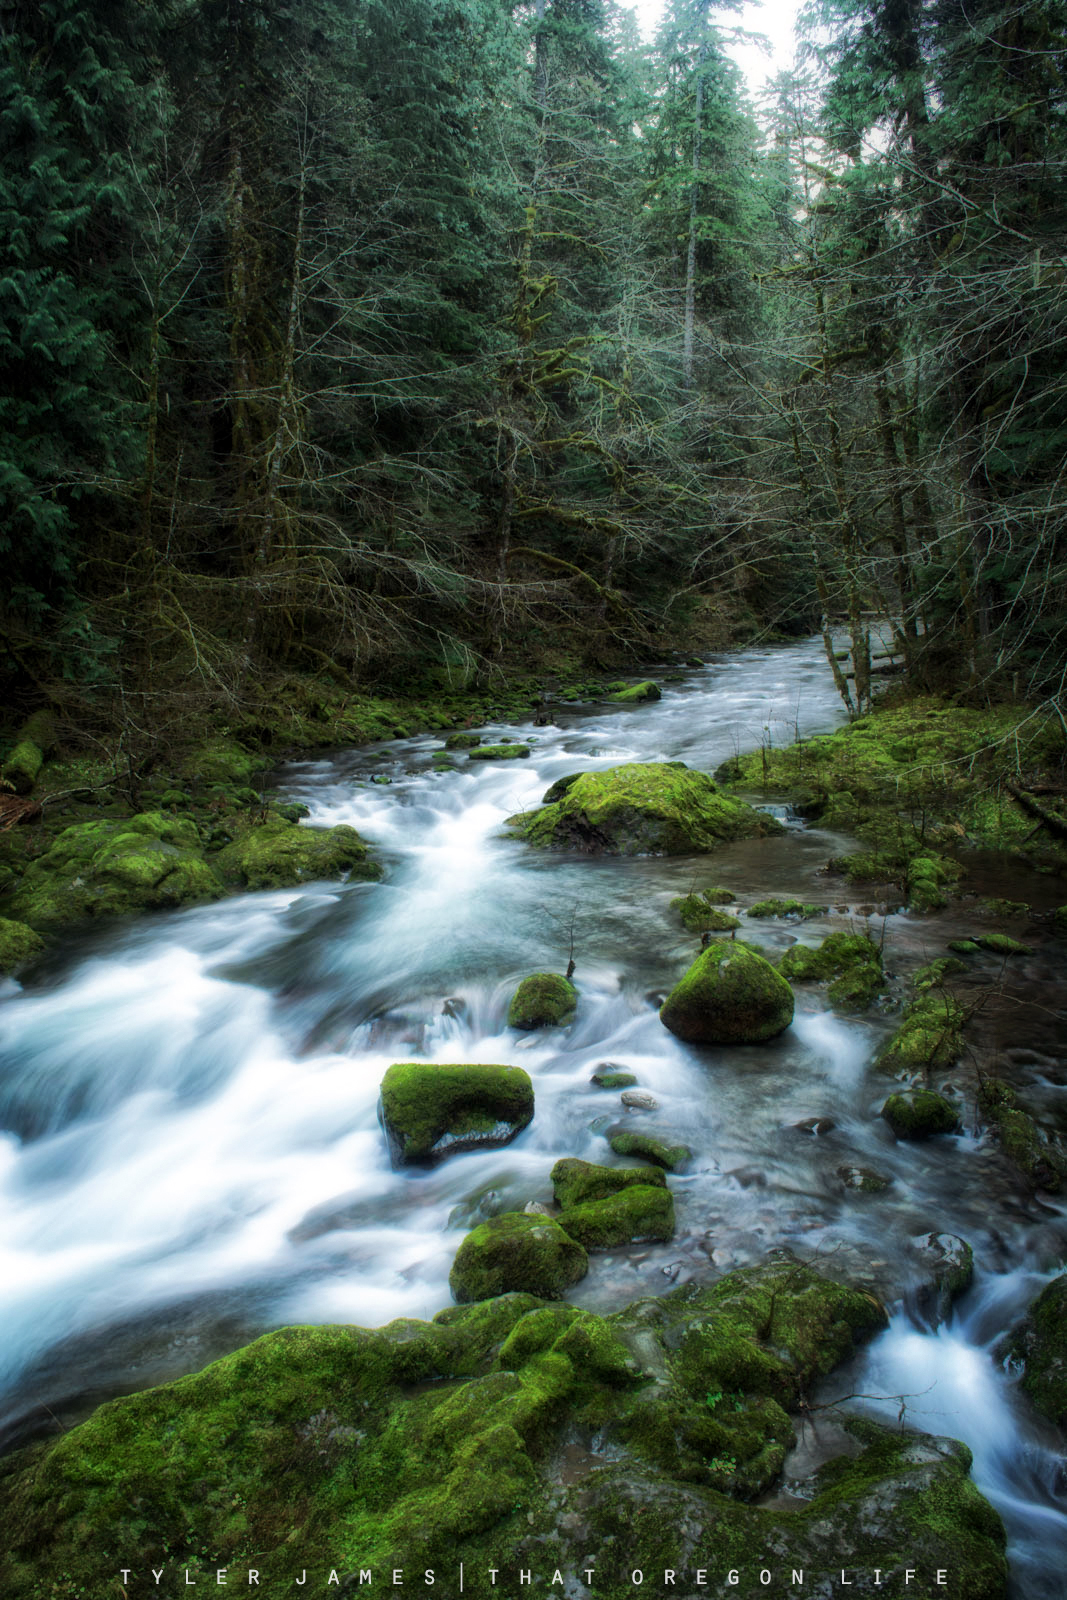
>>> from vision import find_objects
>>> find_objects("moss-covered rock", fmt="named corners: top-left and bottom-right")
top-left (558, 1184), bottom-right (675, 1249)
top-left (609, 680), bottom-right (661, 704)
top-left (5, 812), bottom-right (226, 927)
top-left (837, 1163), bottom-right (892, 1193)
top-left (380, 1062), bottom-right (535, 1166)
top-left (591, 1068), bottom-right (637, 1088)
top-left (660, 941), bottom-right (794, 1044)
top-left (876, 974), bottom-right (966, 1078)
top-left (468, 743), bottom-right (531, 761)
top-left (778, 932), bottom-right (884, 1013)
top-left (178, 736), bottom-right (267, 784)
top-left (445, 731), bottom-right (482, 749)
top-left (881, 1090), bottom-right (960, 1140)
top-left (449, 1211), bottom-right (589, 1302)
top-left (978, 1081), bottom-right (1066, 1192)
top-left (213, 817), bottom-right (380, 890)
top-left (507, 971), bottom-right (577, 1029)
top-left (950, 938), bottom-right (982, 955)
top-left (508, 763), bottom-right (781, 856)
top-left (1009, 1273), bottom-right (1067, 1428)
top-left (550, 1157), bottom-right (667, 1209)
top-left (671, 892), bottom-right (740, 932)
top-left (0, 1257), bottom-right (1008, 1600)
top-left (747, 898), bottom-right (826, 919)
top-left (606, 1129), bottom-right (692, 1169)
top-left (976, 933), bottom-right (1032, 956)
top-left (0, 916), bottom-right (45, 975)
top-left (913, 1232), bottom-right (974, 1323)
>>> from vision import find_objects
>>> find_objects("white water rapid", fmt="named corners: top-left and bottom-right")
top-left (0, 639), bottom-right (1064, 1597)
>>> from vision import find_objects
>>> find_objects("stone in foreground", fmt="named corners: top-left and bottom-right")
top-left (660, 941), bottom-right (794, 1044)
top-left (0, 1257), bottom-right (1007, 1600)
top-left (0, 917), bottom-right (46, 975)
top-left (558, 1184), bottom-right (674, 1249)
top-left (508, 762), bottom-right (781, 855)
top-left (380, 1062), bottom-right (534, 1165)
top-left (449, 1211), bottom-right (588, 1301)
top-left (881, 1090), bottom-right (960, 1140)
top-left (1009, 1272), bottom-right (1067, 1428)
top-left (507, 971), bottom-right (577, 1029)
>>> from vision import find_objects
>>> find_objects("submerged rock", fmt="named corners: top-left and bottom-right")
top-left (912, 1232), bottom-right (974, 1324)
top-left (837, 1163), bottom-right (892, 1193)
top-left (507, 971), bottom-right (577, 1029)
top-left (0, 1256), bottom-right (1007, 1599)
top-left (508, 763), bottom-right (781, 855)
top-left (449, 1211), bottom-right (588, 1301)
top-left (379, 1062), bottom-right (534, 1165)
top-left (660, 941), bottom-right (794, 1044)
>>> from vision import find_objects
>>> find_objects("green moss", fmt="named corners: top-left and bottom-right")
top-left (0, 1258), bottom-right (1008, 1600)
top-left (671, 892), bottom-right (740, 932)
top-left (0, 737), bottom-right (45, 795)
top-left (380, 1062), bottom-right (534, 1165)
top-left (949, 938), bottom-right (982, 954)
top-left (449, 1212), bottom-right (589, 1302)
top-left (609, 680), bottom-right (661, 703)
top-left (507, 971), bottom-right (577, 1029)
top-left (1011, 1273), bottom-right (1067, 1427)
top-left (881, 1090), bottom-right (960, 1139)
top-left (978, 1081), bottom-right (1066, 1191)
top-left (778, 931), bottom-right (884, 1013)
top-left (747, 898), bottom-right (826, 918)
top-left (550, 1158), bottom-right (667, 1209)
top-left (509, 762), bottom-right (782, 855)
top-left (213, 817), bottom-right (381, 890)
top-left (591, 1069), bottom-right (637, 1088)
top-left (0, 916), bottom-right (45, 975)
top-left (660, 941), bottom-right (794, 1044)
top-left (876, 981), bottom-right (966, 1078)
top-left (976, 933), bottom-right (1032, 955)
top-left (179, 736), bottom-right (267, 784)
top-left (837, 1163), bottom-right (892, 1193)
top-left (431, 753), bottom-right (457, 771)
top-left (468, 743), bottom-right (531, 761)
top-left (558, 1185), bottom-right (674, 1249)
top-left (444, 731), bottom-right (482, 749)
top-left (607, 1131), bottom-right (691, 1169)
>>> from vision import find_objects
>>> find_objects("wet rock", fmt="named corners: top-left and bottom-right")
top-left (213, 817), bottom-right (381, 890)
top-left (778, 931), bottom-right (884, 1013)
top-left (660, 941), bottom-right (794, 1044)
top-left (557, 1184), bottom-right (675, 1250)
top-left (746, 898), bottom-right (827, 919)
top-left (621, 1089), bottom-right (658, 1111)
top-left (606, 1128), bottom-right (692, 1170)
top-left (379, 1061), bottom-right (534, 1165)
top-left (608, 680), bottom-right (661, 703)
top-left (837, 1163), bottom-right (891, 1193)
top-left (431, 753), bottom-right (457, 771)
top-left (468, 743), bottom-right (531, 761)
top-left (507, 763), bottom-right (781, 855)
top-left (976, 933), bottom-right (1032, 956)
top-left (591, 1065), bottom-right (637, 1088)
top-left (911, 1232), bottom-right (974, 1323)
top-left (1008, 1272), bottom-right (1067, 1428)
top-left (670, 892), bottom-right (740, 932)
top-left (876, 966), bottom-right (965, 1077)
top-left (449, 1211), bottom-right (588, 1301)
top-left (949, 938), bottom-right (982, 955)
top-left (0, 916), bottom-right (46, 976)
top-left (881, 1089), bottom-right (960, 1140)
top-left (550, 1158), bottom-right (667, 1209)
top-left (444, 730), bottom-right (482, 750)
top-left (978, 1080), bottom-right (1066, 1191)
top-left (794, 1116), bottom-right (837, 1137)
top-left (507, 972), bottom-right (577, 1029)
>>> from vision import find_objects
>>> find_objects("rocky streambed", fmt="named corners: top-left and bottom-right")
top-left (1, 639), bottom-right (1065, 1598)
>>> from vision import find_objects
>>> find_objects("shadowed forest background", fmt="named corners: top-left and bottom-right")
top-left (2, 0), bottom-right (1065, 748)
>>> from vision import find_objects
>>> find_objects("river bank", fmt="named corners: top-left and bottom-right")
top-left (0, 640), bottom-right (1065, 1597)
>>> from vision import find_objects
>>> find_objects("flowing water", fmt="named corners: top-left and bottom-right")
top-left (1, 639), bottom-right (1065, 1594)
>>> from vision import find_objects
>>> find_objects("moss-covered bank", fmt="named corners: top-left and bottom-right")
top-left (0, 1256), bottom-right (1006, 1600)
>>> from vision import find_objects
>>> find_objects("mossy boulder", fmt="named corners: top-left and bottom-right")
top-left (609, 680), bottom-right (661, 704)
top-left (978, 1081), bottom-right (1066, 1192)
top-left (0, 710), bottom-right (56, 794)
top-left (212, 817), bottom-right (381, 890)
top-left (1009, 1273), bottom-right (1067, 1428)
top-left (876, 974), bottom-right (965, 1078)
top-left (881, 1090), bottom-right (960, 1140)
top-left (0, 1257), bottom-right (1009, 1600)
top-left (507, 971), bottom-right (577, 1029)
top-left (550, 1157), bottom-right (667, 1209)
top-left (671, 891), bottom-right (740, 932)
top-left (5, 812), bottom-right (226, 927)
top-left (0, 917), bottom-right (45, 975)
top-left (660, 941), bottom-right (794, 1044)
top-left (509, 763), bottom-right (781, 855)
top-left (178, 736), bottom-right (267, 784)
top-left (558, 1184), bottom-right (674, 1250)
top-left (591, 1068), bottom-right (637, 1088)
top-left (445, 730), bottom-right (482, 749)
top-left (778, 932), bottom-right (884, 1013)
top-left (606, 1129), bottom-right (691, 1169)
top-left (747, 898), bottom-right (826, 919)
top-left (468, 743), bottom-right (531, 761)
top-left (976, 933), bottom-right (1032, 956)
top-left (449, 1211), bottom-right (588, 1302)
top-left (380, 1062), bottom-right (534, 1166)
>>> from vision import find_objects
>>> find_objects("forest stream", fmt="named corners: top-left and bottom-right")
top-left (1, 638), bottom-right (1065, 1596)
